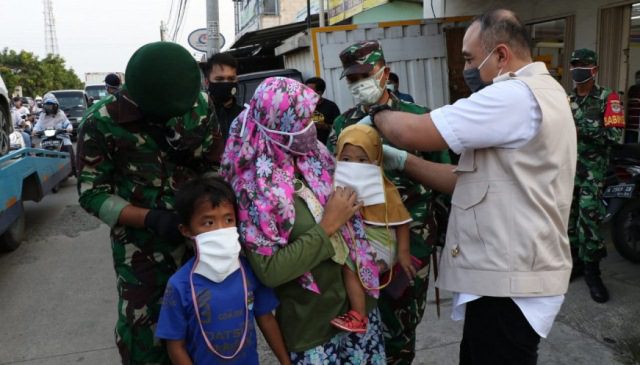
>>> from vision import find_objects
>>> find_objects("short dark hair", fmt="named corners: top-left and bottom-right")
top-left (305, 77), bottom-right (326, 94)
top-left (12, 96), bottom-right (21, 103)
top-left (205, 52), bottom-right (238, 76)
top-left (388, 72), bottom-right (399, 84)
top-left (175, 176), bottom-right (238, 225)
top-left (473, 9), bottom-right (531, 59)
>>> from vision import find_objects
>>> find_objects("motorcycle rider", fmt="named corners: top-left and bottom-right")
top-left (11, 96), bottom-right (32, 148)
top-left (105, 73), bottom-right (122, 95)
top-left (33, 93), bottom-right (76, 176)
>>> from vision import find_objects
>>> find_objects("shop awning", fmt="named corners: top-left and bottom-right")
top-left (230, 15), bottom-right (319, 50)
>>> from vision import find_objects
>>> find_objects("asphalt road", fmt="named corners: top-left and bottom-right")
top-left (1, 178), bottom-right (639, 364)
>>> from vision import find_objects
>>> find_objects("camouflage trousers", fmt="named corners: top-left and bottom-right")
top-left (110, 226), bottom-right (188, 365)
top-left (568, 166), bottom-right (607, 263)
top-left (379, 258), bottom-right (431, 365)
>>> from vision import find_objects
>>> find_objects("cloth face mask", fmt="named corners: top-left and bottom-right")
top-left (208, 82), bottom-right (238, 104)
top-left (334, 161), bottom-right (385, 206)
top-left (192, 227), bottom-right (241, 283)
top-left (571, 67), bottom-right (595, 84)
top-left (241, 106), bottom-right (318, 156)
top-left (348, 67), bottom-right (386, 106)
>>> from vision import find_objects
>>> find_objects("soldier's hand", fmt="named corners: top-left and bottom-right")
top-left (144, 209), bottom-right (183, 242)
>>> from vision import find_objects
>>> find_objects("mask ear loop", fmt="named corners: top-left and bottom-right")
top-left (239, 104), bottom-right (251, 138)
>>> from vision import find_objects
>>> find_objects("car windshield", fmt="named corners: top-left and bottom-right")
top-left (52, 92), bottom-right (86, 111)
top-left (85, 85), bottom-right (107, 99)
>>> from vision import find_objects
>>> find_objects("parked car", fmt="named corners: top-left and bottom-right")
top-left (48, 90), bottom-right (89, 139)
top-left (0, 74), bottom-right (11, 156)
top-left (236, 69), bottom-right (303, 106)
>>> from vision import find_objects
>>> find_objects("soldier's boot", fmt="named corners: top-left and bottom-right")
top-left (584, 261), bottom-right (609, 303)
top-left (570, 247), bottom-right (584, 281)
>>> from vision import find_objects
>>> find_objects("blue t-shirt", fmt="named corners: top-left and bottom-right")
top-left (156, 257), bottom-right (279, 364)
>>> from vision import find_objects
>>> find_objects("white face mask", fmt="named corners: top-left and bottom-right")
top-left (192, 227), bottom-right (241, 283)
top-left (334, 161), bottom-right (385, 206)
top-left (386, 83), bottom-right (397, 92)
top-left (240, 104), bottom-right (318, 156)
top-left (348, 67), bottom-right (386, 106)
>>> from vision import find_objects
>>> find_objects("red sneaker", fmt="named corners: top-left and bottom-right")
top-left (330, 310), bottom-right (368, 333)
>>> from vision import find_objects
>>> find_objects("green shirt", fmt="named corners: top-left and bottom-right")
top-left (246, 196), bottom-right (376, 352)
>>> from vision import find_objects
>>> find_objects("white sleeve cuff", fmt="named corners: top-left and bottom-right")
top-left (431, 107), bottom-right (464, 154)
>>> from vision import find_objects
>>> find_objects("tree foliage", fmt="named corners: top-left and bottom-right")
top-left (0, 48), bottom-right (83, 97)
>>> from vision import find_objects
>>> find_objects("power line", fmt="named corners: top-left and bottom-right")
top-left (171, 0), bottom-right (187, 41)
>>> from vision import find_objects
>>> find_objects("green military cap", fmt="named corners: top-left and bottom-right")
top-left (125, 42), bottom-right (201, 119)
top-left (570, 48), bottom-right (598, 65)
top-left (339, 40), bottom-right (385, 79)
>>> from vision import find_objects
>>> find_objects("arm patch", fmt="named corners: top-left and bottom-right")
top-left (604, 92), bottom-right (625, 128)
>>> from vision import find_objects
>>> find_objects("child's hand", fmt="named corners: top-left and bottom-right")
top-left (398, 251), bottom-right (417, 282)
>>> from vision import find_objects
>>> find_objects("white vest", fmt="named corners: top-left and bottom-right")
top-left (436, 62), bottom-right (577, 297)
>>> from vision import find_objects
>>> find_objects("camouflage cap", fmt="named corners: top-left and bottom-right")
top-left (570, 48), bottom-right (598, 65)
top-left (339, 40), bottom-right (385, 79)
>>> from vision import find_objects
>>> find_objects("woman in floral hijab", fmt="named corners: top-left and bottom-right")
top-left (222, 77), bottom-right (386, 364)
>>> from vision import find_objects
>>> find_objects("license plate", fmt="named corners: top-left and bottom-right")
top-left (603, 183), bottom-right (636, 198)
top-left (41, 140), bottom-right (61, 148)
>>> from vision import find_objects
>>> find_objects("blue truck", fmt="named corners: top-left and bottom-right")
top-left (0, 75), bottom-right (72, 251)
top-left (0, 149), bottom-right (71, 251)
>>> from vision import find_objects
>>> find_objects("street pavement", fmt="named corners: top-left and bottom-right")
top-left (0, 179), bottom-right (639, 365)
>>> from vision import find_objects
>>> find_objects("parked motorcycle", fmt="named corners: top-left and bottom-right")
top-left (603, 143), bottom-right (640, 262)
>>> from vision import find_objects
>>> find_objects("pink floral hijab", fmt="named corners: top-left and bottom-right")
top-left (221, 77), bottom-right (379, 296)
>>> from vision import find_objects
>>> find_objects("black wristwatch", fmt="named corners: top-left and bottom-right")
top-left (368, 104), bottom-right (392, 126)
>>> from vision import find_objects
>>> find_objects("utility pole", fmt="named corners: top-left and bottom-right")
top-left (160, 21), bottom-right (168, 41)
top-left (206, 0), bottom-right (220, 57)
top-left (319, 0), bottom-right (325, 27)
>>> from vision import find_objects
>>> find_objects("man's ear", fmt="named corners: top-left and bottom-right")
top-left (178, 224), bottom-right (192, 238)
top-left (496, 44), bottom-right (510, 68)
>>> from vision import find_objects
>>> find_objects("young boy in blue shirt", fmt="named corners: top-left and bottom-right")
top-left (156, 177), bottom-right (291, 364)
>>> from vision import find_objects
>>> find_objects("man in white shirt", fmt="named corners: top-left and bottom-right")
top-left (365, 9), bottom-right (576, 365)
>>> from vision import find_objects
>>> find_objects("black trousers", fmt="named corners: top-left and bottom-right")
top-left (460, 296), bottom-right (541, 365)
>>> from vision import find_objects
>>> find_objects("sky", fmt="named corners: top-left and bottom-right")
top-left (0, 0), bottom-right (236, 81)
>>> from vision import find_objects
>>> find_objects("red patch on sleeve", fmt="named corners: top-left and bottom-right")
top-left (604, 92), bottom-right (625, 128)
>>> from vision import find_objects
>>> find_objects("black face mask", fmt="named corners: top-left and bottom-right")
top-left (207, 82), bottom-right (238, 104)
top-left (463, 68), bottom-right (489, 93)
top-left (571, 68), bottom-right (594, 84)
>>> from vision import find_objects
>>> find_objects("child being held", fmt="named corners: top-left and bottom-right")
top-left (330, 124), bottom-right (415, 333)
top-left (156, 177), bottom-right (291, 365)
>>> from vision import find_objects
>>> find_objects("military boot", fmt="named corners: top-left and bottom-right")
top-left (584, 261), bottom-right (609, 303)
top-left (570, 247), bottom-right (584, 281)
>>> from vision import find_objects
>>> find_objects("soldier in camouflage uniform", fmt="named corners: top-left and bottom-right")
top-left (568, 48), bottom-right (625, 303)
top-left (327, 40), bottom-right (450, 365)
top-left (77, 42), bottom-right (218, 364)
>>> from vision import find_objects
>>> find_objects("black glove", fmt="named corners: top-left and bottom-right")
top-left (368, 104), bottom-right (392, 127)
top-left (144, 209), bottom-right (184, 242)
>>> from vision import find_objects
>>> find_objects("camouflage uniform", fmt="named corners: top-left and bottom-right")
top-left (330, 40), bottom-right (450, 365)
top-left (568, 50), bottom-right (625, 264)
top-left (77, 91), bottom-right (216, 364)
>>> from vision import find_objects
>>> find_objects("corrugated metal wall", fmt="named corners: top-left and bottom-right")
top-left (315, 22), bottom-right (450, 112)
top-left (284, 50), bottom-right (316, 82)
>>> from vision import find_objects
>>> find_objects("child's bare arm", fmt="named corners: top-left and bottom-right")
top-left (396, 223), bottom-right (416, 280)
top-left (166, 340), bottom-right (193, 365)
top-left (256, 313), bottom-right (292, 365)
